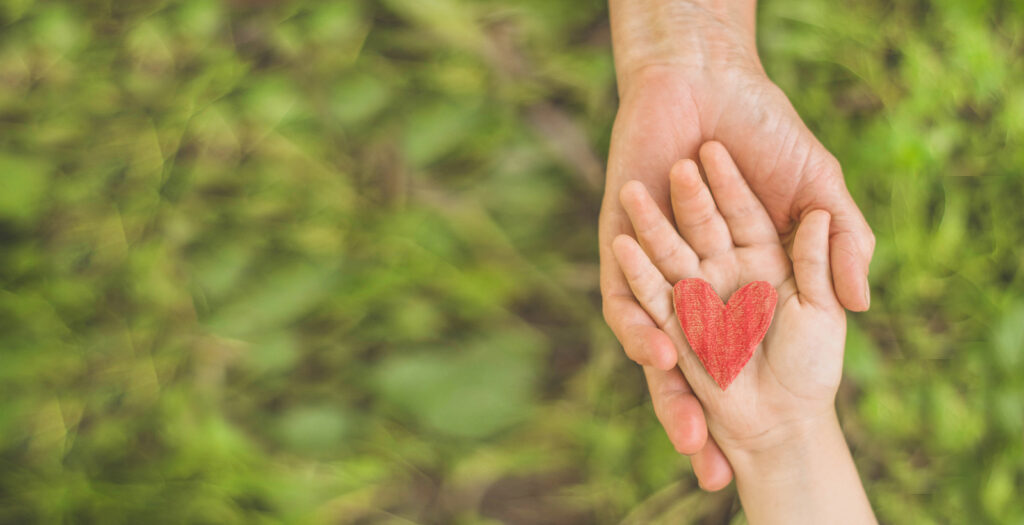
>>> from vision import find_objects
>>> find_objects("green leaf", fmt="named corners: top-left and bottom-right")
top-left (332, 73), bottom-right (391, 126)
top-left (401, 101), bottom-right (479, 166)
top-left (0, 155), bottom-right (49, 222)
top-left (203, 261), bottom-right (336, 339)
top-left (374, 333), bottom-right (542, 439)
top-left (275, 404), bottom-right (354, 454)
top-left (844, 320), bottom-right (881, 385)
top-left (993, 303), bottom-right (1024, 370)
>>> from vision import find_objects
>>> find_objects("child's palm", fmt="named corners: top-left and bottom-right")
top-left (613, 142), bottom-right (846, 455)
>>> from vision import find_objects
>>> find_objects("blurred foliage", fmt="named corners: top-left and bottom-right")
top-left (0, 0), bottom-right (1022, 523)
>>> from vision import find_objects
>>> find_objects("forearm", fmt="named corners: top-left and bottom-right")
top-left (728, 412), bottom-right (876, 525)
top-left (609, 0), bottom-right (759, 94)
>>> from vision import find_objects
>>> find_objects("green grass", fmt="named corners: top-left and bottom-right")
top-left (0, 0), bottom-right (1022, 523)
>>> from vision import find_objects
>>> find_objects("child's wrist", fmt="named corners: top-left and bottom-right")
top-left (724, 409), bottom-right (847, 482)
top-left (726, 410), bottom-right (876, 524)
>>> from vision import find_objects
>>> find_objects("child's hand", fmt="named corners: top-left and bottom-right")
top-left (611, 141), bottom-right (846, 461)
top-left (613, 141), bottom-right (875, 522)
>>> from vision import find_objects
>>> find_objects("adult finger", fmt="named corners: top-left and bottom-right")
top-left (668, 158), bottom-right (733, 259)
top-left (793, 153), bottom-right (874, 312)
top-left (699, 141), bottom-right (779, 248)
top-left (619, 181), bottom-right (700, 281)
top-left (605, 296), bottom-right (677, 370)
top-left (643, 365), bottom-right (708, 455)
top-left (690, 436), bottom-right (734, 491)
top-left (600, 207), bottom-right (678, 370)
top-left (601, 265), bottom-right (677, 370)
top-left (828, 196), bottom-right (875, 312)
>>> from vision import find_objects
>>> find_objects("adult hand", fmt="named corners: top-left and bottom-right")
top-left (601, 0), bottom-right (875, 490)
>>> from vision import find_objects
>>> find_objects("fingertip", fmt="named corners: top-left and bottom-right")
top-left (795, 209), bottom-right (832, 254)
top-left (698, 140), bottom-right (727, 163)
top-left (669, 158), bottom-right (701, 188)
top-left (698, 141), bottom-right (739, 186)
top-left (691, 439), bottom-right (734, 492)
top-left (644, 367), bottom-right (707, 456)
top-left (825, 198), bottom-right (874, 311)
top-left (619, 180), bottom-right (647, 207)
top-left (796, 209), bottom-right (832, 238)
top-left (611, 234), bottom-right (644, 271)
top-left (834, 264), bottom-right (870, 312)
top-left (669, 158), bottom-right (710, 212)
top-left (696, 468), bottom-right (733, 492)
top-left (830, 234), bottom-right (871, 312)
top-left (806, 208), bottom-right (831, 224)
top-left (611, 233), bottom-right (635, 256)
top-left (670, 157), bottom-right (698, 177)
top-left (647, 328), bottom-right (678, 371)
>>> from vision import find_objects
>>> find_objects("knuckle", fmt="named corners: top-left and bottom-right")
top-left (650, 241), bottom-right (683, 268)
top-left (635, 218), bottom-right (661, 239)
top-left (730, 201), bottom-right (760, 219)
top-left (801, 149), bottom-right (843, 187)
top-left (656, 312), bottom-right (677, 333)
top-left (682, 206), bottom-right (718, 228)
top-left (794, 253), bottom-right (824, 268)
top-left (832, 240), bottom-right (860, 263)
top-left (822, 153), bottom-right (843, 177)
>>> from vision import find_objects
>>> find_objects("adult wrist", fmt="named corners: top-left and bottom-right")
top-left (609, 0), bottom-right (761, 96)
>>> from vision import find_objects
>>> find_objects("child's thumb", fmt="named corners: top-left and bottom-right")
top-left (793, 210), bottom-right (836, 308)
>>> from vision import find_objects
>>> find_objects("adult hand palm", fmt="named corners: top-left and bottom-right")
top-left (600, 66), bottom-right (873, 490)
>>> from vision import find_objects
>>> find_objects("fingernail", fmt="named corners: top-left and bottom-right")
top-left (863, 283), bottom-right (871, 309)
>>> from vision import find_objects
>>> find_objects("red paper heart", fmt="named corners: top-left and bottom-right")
top-left (673, 278), bottom-right (778, 390)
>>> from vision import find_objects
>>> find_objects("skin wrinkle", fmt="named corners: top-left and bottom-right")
top-left (704, 82), bottom-right (810, 235)
top-left (779, 138), bottom-right (819, 227)
top-left (765, 123), bottom-right (810, 223)
top-left (790, 148), bottom-right (844, 224)
top-left (612, 0), bottom-right (761, 98)
top-left (649, 238), bottom-right (694, 279)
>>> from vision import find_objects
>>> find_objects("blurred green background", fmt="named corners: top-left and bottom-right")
top-left (1, 0), bottom-right (1022, 523)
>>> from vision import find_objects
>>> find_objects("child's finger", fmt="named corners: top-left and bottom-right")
top-left (612, 234), bottom-right (676, 329)
top-left (643, 365), bottom-right (709, 455)
top-left (792, 210), bottom-right (838, 308)
top-left (669, 159), bottom-right (733, 259)
top-left (603, 251), bottom-right (677, 371)
top-left (619, 181), bottom-right (700, 280)
top-left (699, 141), bottom-right (780, 248)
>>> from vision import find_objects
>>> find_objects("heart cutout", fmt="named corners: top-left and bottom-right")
top-left (673, 278), bottom-right (778, 390)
